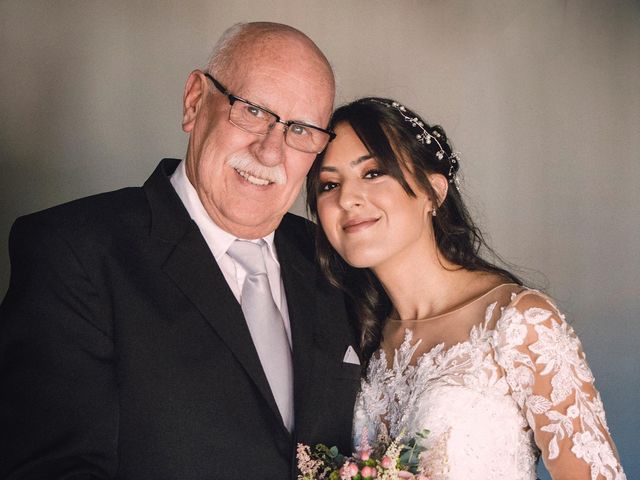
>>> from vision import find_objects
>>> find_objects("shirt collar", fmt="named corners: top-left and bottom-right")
top-left (169, 160), bottom-right (278, 264)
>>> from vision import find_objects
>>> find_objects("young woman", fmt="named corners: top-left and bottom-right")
top-left (306, 98), bottom-right (625, 479)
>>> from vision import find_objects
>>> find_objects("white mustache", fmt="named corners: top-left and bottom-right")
top-left (226, 152), bottom-right (287, 185)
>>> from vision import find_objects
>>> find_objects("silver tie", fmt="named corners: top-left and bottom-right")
top-left (227, 239), bottom-right (294, 432)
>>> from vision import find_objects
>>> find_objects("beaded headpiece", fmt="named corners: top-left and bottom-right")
top-left (369, 99), bottom-right (460, 189)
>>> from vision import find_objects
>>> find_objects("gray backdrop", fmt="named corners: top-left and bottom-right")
top-left (1, 1), bottom-right (638, 477)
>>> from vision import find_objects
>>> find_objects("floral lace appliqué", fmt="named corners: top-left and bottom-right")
top-left (353, 290), bottom-right (626, 480)
top-left (493, 293), bottom-right (626, 480)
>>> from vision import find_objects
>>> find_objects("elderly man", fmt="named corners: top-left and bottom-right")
top-left (0, 23), bottom-right (360, 479)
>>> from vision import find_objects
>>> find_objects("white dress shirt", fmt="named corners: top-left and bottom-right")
top-left (170, 160), bottom-right (292, 345)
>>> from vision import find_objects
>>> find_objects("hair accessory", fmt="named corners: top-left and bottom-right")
top-left (369, 99), bottom-right (461, 189)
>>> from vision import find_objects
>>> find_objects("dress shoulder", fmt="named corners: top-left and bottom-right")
top-left (507, 288), bottom-right (561, 315)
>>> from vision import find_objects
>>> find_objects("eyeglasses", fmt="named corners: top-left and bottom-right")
top-left (204, 72), bottom-right (335, 154)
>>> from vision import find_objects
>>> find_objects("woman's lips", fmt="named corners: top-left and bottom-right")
top-left (342, 217), bottom-right (379, 233)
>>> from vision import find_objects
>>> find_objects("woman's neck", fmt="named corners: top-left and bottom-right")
top-left (372, 241), bottom-right (497, 321)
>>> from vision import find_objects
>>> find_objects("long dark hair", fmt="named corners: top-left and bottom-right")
top-left (306, 97), bottom-right (522, 362)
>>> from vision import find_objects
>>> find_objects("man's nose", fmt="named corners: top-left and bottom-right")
top-left (254, 122), bottom-right (287, 167)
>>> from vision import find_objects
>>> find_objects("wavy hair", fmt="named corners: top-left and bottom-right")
top-left (306, 98), bottom-right (521, 363)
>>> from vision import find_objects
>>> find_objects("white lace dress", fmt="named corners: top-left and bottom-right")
top-left (352, 286), bottom-right (626, 480)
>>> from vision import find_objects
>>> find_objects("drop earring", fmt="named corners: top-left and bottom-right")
top-left (431, 206), bottom-right (437, 217)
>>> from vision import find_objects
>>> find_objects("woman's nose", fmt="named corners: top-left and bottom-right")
top-left (338, 179), bottom-right (365, 210)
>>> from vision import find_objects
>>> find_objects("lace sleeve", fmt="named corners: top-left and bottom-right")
top-left (493, 291), bottom-right (626, 480)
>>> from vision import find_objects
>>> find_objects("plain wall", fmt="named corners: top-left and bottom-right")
top-left (1, 1), bottom-right (638, 477)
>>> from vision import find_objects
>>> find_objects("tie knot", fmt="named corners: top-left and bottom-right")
top-left (227, 239), bottom-right (267, 276)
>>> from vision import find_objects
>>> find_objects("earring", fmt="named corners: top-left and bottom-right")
top-left (431, 206), bottom-right (437, 217)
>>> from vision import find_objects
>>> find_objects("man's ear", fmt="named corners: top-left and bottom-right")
top-left (429, 173), bottom-right (449, 207)
top-left (182, 70), bottom-right (206, 133)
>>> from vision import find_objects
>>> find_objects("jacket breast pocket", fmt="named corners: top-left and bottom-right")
top-left (336, 361), bottom-right (363, 380)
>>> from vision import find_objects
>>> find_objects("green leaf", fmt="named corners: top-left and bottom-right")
top-left (399, 440), bottom-right (423, 471)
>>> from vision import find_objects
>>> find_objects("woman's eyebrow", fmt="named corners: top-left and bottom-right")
top-left (350, 154), bottom-right (373, 167)
top-left (320, 154), bottom-right (374, 172)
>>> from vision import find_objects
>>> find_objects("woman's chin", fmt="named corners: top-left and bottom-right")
top-left (340, 252), bottom-right (380, 270)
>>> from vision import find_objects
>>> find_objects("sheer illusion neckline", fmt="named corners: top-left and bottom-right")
top-left (387, 282), bottom-right (520, 324)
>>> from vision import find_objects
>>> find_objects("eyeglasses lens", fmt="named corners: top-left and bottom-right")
top-left (228, 100), bottom-right (329, 154)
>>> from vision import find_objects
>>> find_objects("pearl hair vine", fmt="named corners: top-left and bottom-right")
top-left (368, 99), bottom-right (461, 190)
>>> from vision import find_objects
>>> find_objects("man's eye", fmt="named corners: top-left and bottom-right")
top-left (289, 124), bottom-right (309, 136)
top-left (364, 169), bottom-right (385, 179)
top-left (246, 106), bottom-right (265, 118)
top-left (320, 182), bottom-right (338, 192)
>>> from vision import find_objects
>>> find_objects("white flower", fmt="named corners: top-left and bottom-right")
top-left (567, 405), bottom-right (580, 418)
top-left (530, 318), bottom-right (582, 376)
top-left (524, 307), bottom-right (552, 325)
top-left (571, 431), bottom-right (619, 471)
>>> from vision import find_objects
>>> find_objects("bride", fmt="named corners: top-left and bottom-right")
top-left (305, 98), bottom-right (625, 479)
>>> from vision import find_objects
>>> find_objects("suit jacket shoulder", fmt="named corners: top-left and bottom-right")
top-left (11, 186), bottom-right (147, 248)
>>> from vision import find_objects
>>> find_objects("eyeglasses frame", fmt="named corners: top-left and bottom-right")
top-left (203, 72), bottom-right (335, 154)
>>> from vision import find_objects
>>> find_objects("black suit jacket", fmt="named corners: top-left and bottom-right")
top-left (0, 159), bottom-right (361, 479)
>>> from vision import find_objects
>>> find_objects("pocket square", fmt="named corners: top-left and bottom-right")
top-left (342, 345), bottom-right (360, 365)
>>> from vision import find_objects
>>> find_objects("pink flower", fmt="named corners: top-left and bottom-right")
top-left (359, 448), bottom-right (371, 461)
top-left (361, 465), bottom-right (377, 478)
top-left (380, 455), bottom-right (393, 469)
top-left (340, 462), bottom-right (359, 479)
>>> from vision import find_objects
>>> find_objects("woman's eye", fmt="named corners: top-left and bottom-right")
top-left (320, 182), bottom-right (338, 192)
top-left (363, 169), bottom-right (385, 179)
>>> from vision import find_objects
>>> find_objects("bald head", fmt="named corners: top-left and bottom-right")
top-left (205, 22), bottom-right (335, 101)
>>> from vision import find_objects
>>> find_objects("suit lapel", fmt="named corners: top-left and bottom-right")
top-left (275, 223), bottom-right (318, 427)
top-left (144, 159), bottom-right (286, 435)
top-left (162, 227), bottom-right (282, 414)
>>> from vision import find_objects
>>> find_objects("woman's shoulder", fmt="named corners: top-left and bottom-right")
top-left (506, 287), bottom-right (563, 318)
top-left (494, 287), bottom-right (575, 350)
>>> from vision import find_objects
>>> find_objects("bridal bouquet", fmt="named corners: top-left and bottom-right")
top-left (297, 429), bottom-right (430, 480)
